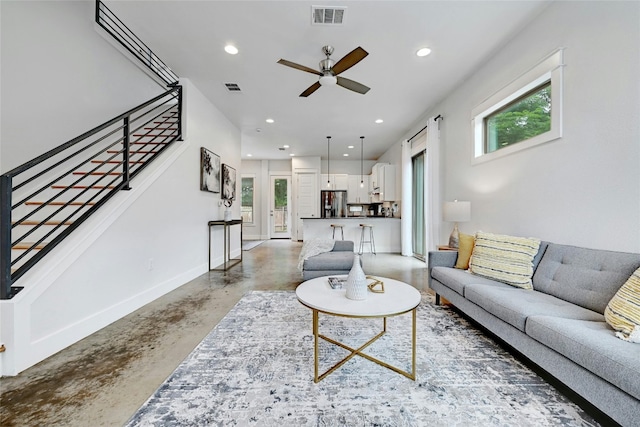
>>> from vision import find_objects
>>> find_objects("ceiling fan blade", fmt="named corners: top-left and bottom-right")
top-left (336, 76), bottom-right (370, 95)
top-left (331, 46), bottom-right (368, 76)
top-left (300, 81), bottom-right (322, 97)
top-left (277, 59), bottom-right (322, 76)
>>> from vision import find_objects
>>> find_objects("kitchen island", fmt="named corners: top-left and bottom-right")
top-left (301, 217), bottom-right (401, 253)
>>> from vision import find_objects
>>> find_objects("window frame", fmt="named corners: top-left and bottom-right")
top-left (472, 49), bottom-right (564, 164)
top-left (241, 174), bottom-right (255, 225)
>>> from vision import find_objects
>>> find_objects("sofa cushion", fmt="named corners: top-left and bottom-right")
top-left (303, 251), bottom-right (355, 271)
top-left (532, 244), bottom-right (640, 314)
top-left (469, 232), bottom-right (541, 289)
top-left (332, 240), bottom-right (355, 252)
top-left (526, 315), bottom-right (640, 400)
top-left (465, 284), bottom-right (604, 332)
top-left (605, 266), bottom-right (640, 339)
top-left (431, 267), bottom-right (511, 296)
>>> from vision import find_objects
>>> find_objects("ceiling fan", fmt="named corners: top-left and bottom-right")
top-left (277, 45), bottom-right (370, 97)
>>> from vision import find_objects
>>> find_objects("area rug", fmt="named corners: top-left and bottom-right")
top-left (242, 240), bottom-right (264, 251)
top-left (125, 291), bottom-right (598, 426)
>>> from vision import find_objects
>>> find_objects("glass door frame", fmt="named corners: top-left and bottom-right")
top-left (412, 151), bottom-right (426, 260)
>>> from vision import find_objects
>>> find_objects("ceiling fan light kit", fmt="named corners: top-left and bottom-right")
top-left (277, 45), bottom-right (370, 97)
top-left (319, 74), bottom-right (337, 86)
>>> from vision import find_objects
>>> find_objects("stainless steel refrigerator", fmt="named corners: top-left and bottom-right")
top-left (321, 190), bottom-right (347, 218)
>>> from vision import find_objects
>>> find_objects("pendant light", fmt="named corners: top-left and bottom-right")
top-left (360, 136), bottom-right (365, 188)
top-left (326, 136), bottom-right (331, 188)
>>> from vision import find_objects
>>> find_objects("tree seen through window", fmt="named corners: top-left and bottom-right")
top-left (485, 82), bottom-right (551, 153)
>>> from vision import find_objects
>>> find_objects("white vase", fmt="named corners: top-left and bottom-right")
top-left (345, 255), bottom-right (367, 300)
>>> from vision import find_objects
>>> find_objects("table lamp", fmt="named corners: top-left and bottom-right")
top-left (443, 200), bottom-right (471, 248)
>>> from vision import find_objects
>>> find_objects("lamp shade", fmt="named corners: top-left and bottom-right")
top-left (443, 201), bottom-right (471, 222)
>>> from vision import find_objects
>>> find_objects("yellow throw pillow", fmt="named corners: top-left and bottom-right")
top-left (469, 231), bottom-right (541, 289)
top-left (605, 267), bottom-right (640, 341)
top-left (454, 233), bottom-right (475, 270)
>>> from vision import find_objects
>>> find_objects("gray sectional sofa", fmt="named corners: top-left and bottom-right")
top-left (428, 242), bottom-right (640, 427)
top-left (302, 240), bottom-right (357, 280)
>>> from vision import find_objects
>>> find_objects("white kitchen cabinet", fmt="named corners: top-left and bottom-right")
top-left (321, 174), bottom-right (348, 190)
top-left (370, 163), bottom-right (395, 202)
top-left (379, 164), bottom-right (396, 201)
top-left (347, 175), bottom-right (370, 203)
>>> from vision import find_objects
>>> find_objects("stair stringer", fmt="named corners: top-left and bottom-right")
top-left (0, 138), bottom-right (199, 377)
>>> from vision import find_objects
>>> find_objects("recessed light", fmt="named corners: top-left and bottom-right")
top-left (343, 153), bottom-right (349, 157)
top-left (283, 145), bottom-right (290, 148)
top-left (416, 47), bottom-right (431, 57)
top-left (224, 45), bottom-right (239, 55)
top-left (348, 145), bottom-right (354, 149)
top-left (289, 153), bottom-right (295, 157)
top-left (266, 118), bottom-right (275, 124)
top-left (375, 119), bottom-right (384, 124)
top-left (247, 153), bottom-right (253, 157)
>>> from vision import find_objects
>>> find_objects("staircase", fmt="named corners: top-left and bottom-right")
top-left (1, 87), bottom-right (182, 299)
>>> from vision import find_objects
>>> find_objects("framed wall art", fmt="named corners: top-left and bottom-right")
top-left (200, 147), bottom-right (220, 193)
top-left (221, 163), bottom-right (236, 201)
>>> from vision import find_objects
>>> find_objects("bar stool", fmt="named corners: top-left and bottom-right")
top-left (331, 224), bottom-right (344, 240)
top-left (358, 224), bottom-right (376, 255)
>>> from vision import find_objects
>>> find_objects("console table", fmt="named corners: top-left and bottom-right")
top-left (208, 219), bottom-right (243, 271)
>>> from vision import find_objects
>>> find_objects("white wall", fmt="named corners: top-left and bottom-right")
top-left (320, 159), bottom-right (377, 175)
top-left (0, 1), bottom-right (241, 375)
top-left (0, 1), bottom-right (160, 172)
top-left (426, 1), bottom-right (640, 252)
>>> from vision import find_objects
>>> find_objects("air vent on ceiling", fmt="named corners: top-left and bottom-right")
top-left (312, 6), bottom-right (346, 25)
top-left (224, 82), bottom-right (242, 92)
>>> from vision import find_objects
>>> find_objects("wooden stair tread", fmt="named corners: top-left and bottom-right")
top-left (25, 201), bottom-right (96, 206)
top-left (13, 242), bottom-right (47, 250)
top-left (12, 220), bottom-right (73, 226)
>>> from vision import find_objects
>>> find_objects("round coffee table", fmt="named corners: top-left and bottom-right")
top-left (296, 275), bottom-right (421, 382)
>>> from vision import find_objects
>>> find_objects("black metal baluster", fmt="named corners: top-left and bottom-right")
top-left (177, 86), bottom-right (183, 141)
top-left (0, 175), bottom-right (12, 298)
top-left (122, 116), bottom-right (131, 190)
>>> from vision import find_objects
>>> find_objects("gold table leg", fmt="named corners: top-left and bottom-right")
top-left (312, 308), bottom-right (417, 383)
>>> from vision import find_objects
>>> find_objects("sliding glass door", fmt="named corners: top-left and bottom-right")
top-left (412, 152), bottom-right (426, 260)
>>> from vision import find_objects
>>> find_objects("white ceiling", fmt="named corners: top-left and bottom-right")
top-left (105, 1), bottom-right (550, 161)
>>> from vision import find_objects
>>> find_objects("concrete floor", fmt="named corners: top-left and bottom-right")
top-left (0, 240), bottom-right (428, 427)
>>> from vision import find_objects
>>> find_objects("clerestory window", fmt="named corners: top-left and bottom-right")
top-left (472, 49), bottom-right (563, 163)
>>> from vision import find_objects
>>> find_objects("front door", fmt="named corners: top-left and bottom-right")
top-left (271, 175), bottom-right (291, 238)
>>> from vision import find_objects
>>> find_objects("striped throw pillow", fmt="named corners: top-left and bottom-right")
top-left (469, 232), bottom-right (541, 289)
top-left (605, 267), bottom-right (640, 341)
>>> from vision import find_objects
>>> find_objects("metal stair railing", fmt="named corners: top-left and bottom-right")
top-left (95, 0), bottom-right (179, 87)
top-left (0, 86), bottom-right (182, 299)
